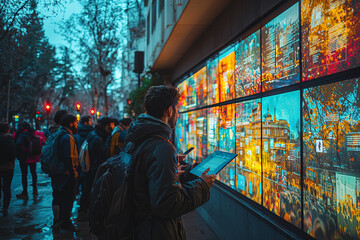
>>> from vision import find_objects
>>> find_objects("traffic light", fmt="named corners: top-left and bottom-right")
top-left (76, 103), bottom-right (81, 112)
top-left (44, 103), bottom-right (51, 114)
top-left (90, 109), bottom-right (95, 115)
top-left (127, 99), bottom-right (131, 105)
top-left (36, 111), bottom-right (42, 121)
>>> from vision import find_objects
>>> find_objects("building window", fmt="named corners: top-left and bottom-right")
top-left (146, 15), bottom-right (150, 44)
top-left (151, 0), bottom-right (156, 34)
top-left (159, 0), bottom-right (164, 16)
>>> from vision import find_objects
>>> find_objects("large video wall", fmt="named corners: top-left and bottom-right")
top-left (175, 1), bottom-right (360, 239)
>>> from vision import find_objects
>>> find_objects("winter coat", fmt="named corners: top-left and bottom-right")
top-left (126, 114), bottom-right (210, 240)
top-left (0, 133), bottom-right (16, 171)
top-left (51, 127), bottom-right (79, 191)
top-left (87, 126), bottom-right (110, 175)
top-left (74, 123), bottom-right (93, 153)
top-left (15, 130), bottom-right (41, 163)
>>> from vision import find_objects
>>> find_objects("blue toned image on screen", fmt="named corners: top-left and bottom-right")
top-left (261, 3), bottom-right (300, 92)
top-left (235, 99), bottom-right (262, 204)
top-left (196, 109), bottom-right (208, 161)
top-left (187, 111), bottom-right (197, 163)
top-left (207, 106), bottom-right (219, 154)
top-left (235, 30), bottom-right (261, 98)
top-left (218, 104), bottom-right (236, 188)
top-left (303, 78), bottom-right (360, 239)
top-left (262, 91), bottom-right (301, 227)
top-left (176, 112), bottom-right (188, 155)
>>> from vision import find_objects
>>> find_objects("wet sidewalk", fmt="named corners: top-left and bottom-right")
top-left (0, 161), bottom-right (218, 240)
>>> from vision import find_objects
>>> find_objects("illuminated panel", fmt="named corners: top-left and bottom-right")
top-left (303, 78), bottom-right (360, 239)
top-left (196, 109), bottom-right (208, 161)
top-left (262, 91), bottom-right (301, 227)
top-left (178, 80), bottom-right (188, 112)
top-left (218, 46), bottom-right (236, 102)
top-left (218, 104), bottom-right (236, 189)
top-left (302, 0), bottom-right (360, 81)
top-left (235, 99), bottom-right (262, 204)
top-left (187, 111), bottom-right (197, 163)
top-left (207, 56), bottom-right (219, 104)
top-left (186, 75), bottom-right (197, 110)
top-left (235, 30), bottom-right (261, 98)
top-left (175, 113), bottom-right (188, 155)
top-left (261, 3), bottom-right (300, 91)
top-left (194, 66), bottom-right (208, 107)
top-left (207, 106), bottom-right (219, 155)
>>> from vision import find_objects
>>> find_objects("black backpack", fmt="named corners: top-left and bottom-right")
top-left (89, 136), bottom-right (162, 239)
top-left (27, 134), bottom-right (42, 156)
top-left (40, 130), bottom-right (66, 175)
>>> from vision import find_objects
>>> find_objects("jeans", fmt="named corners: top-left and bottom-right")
top-left (0, 170), bottom-right (14, 209)
top-left (52, 177), bottom-right (77, 223)
top-left (19, 161), bottom-right (37, 193)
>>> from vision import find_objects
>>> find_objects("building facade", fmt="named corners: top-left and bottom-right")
top-left (145, 0), bottom-right (360, 239)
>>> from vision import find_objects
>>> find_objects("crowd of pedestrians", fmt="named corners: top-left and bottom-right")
top-left (0, 85), bottom-right (216, 239)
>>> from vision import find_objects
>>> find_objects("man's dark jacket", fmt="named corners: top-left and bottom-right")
top-left (74, 123), bottom-right (93, 153)
top-left (125, 114), bottom-right (210, 240)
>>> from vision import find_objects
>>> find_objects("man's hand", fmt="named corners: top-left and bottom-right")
top-left (200, 168), bottom-right (216, 189)
top-left (177, 153), bottom-right (186, 163)
top-left (177, 164), bottom-right (187, 176)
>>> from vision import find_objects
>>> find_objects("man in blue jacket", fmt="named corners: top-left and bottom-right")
top-left (51, 114), bottom-right (79, 231)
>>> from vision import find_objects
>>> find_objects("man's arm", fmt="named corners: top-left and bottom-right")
top-left (146, 142), bottom-right (210, 219)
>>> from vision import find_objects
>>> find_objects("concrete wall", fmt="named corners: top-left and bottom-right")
top-left (197, 183), bottom-right (309, 240)
top-left (170, 0), bottom-right (294, 82)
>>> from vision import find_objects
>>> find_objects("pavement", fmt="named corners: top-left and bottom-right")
top-left (0, 161), bottom-right (218, 240)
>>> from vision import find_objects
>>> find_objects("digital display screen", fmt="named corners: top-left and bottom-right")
top-left (218, 46), bottom-right (236, 102)
top-left (178, 80), bottom-right (188, 112)
top-left (261, 3), bottom-right (300, 91)
top-left (196, 109), bottom-right (208, 161)
top-left (301, 0), bottom-right (360, 81)
top-left (262, 91), bottom-right (301, 227)
top-left (235, 30), bottom-right (261, 98)
top-left (194, 66), bottom-right (208, 107)
top-left (218, 104), bottom-right (236, 188)
top-left (303, 78), bottom-right (360, 239)
top-left (207, 106), bottom-right (219, 155)
top-left (186, 75), bottom-right (197, 110)
top-left (207, 56), bottom-right (219, 104)
top-left (175, 113), bottom-right (188, 155)
top-left (187, 111), bottom-right (197, 163)
top-left (235, 99), bottom-right (262, 204)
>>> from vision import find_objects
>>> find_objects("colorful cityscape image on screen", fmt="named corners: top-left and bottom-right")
top-left (196, 109), bottom-right (208, 161)
top-left (207, 106), bottom-right (219, 154)
top-left (218, 46), bottom-right (235, 102)
top-left (194, 66), bottom-right (208, 107)
top-left (187, 111), bottom-right (197, 163)
top-left (218, 104), bottom-right (236, 188)
top-left (207, 56), bottom-right (219, 104)
top-left (303, 78), bottom-right (360, 239)
top-left (301, 0), bottom-right (360, 81)
top-left (235, 99), bottom-right (262, 204)
top-left (178, 80), bottom-right (188, 112)
top-left (262, 91), bottom-right (301, 227)
top-left (261, 3), bottom-right (300, 91)
top-left (235, 30), bottom-right (261, 98)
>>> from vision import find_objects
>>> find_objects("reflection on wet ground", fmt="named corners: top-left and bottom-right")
top-left (0, 162), bottom-right (97, 240)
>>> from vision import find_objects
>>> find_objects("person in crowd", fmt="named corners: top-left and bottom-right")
top-left (74, 115), bottom-right (93, 153)
top-left (15, 122), bottom-right (40, 200)
top-left (48, 110), bottom-right (68, 136)
top-left (74, 115), bottom-right (93, 210)
top-left (51, 114), bottom-right (79, 231)
top-left (109, 117), bottom-right (132, 157)
top-left (125, 85), bottom-right (215, 239)
top-left (80, 117), bottom-right (115, 212)
top-left (0, 122), bottom-right (16, 216)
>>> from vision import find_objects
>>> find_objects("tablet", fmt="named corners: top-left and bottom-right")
top-left (190, 150), bottom-right (237, 177)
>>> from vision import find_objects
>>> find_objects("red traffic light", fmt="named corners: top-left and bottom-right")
top-left (44, 103), bottom-right (51, 113)
top-left (127, 99), bottom-right (131, 105)
top-left (76, 103), bottom-right (81, 112)
top-left (90, 109), bottom-right (95, 115)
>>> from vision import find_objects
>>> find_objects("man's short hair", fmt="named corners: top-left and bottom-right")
top-left (144, 85), bottom-right (180, 118)
top-left (0, 122), bottom-right (9, 134)
top-left (119, 118), bottom-right (132, 127)
top-left (80, 115), bottom-right (92, 124)
top-left (60, 114), bottom-right (77, 128)
top-left (97, 117), bottom-right (115, 127)
top-left (54, 110), bottom-right (68, 124)
top-left (112, 118), bottom-right (120, 126)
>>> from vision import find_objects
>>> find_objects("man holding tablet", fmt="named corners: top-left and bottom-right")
top-left (126, 85), bottom-right (216, 240)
